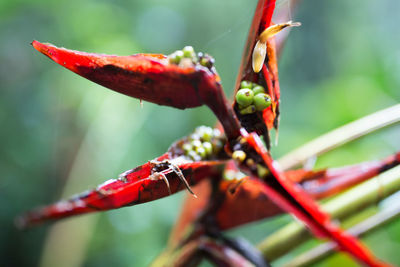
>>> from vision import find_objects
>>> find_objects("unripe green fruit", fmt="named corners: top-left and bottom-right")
top-left (191, 139), bottom-right (202, 149)
top-left (236, 89), bottom-right (254, 107)
top-left (195, 146), bottom-right (207, 158)
top-left (198, 53), bottom-right (215, 69)
top-left (240, 80), bottom-right (252, 89)
top-left (202, 142), bottom-right (213, 156)
top-left (232, 150), bottom-right (246, 162)
top-left (169, 50), bottom-right (184, 64)
top-left (189, 133), bottom-right (201, 141)
top-left (239, 105), bottom-right (256, 115)
top-left (182, 143), bottom-right (192, 154)
top-left (253, 93), bottom-right (272, 111)
top-left (200, 57), bottom-right (208, 66)
top-left (257, 164), bottom-right (269, 179)
top-left (252, 85), bottom-right (265, 95)
top-left (198, 127), bottom-right (213, 142)
top-left (182, 46), bottom-right (195, 58)
top-left (188, 150), bottom-right (201, 161)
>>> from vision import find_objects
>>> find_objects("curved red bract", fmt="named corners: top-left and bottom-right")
top-left (32, 40), bottom-right (241, 139)
top-left (32, 41), bottom-right (210, 109)
top-left (235, 0), bottom-right (280, 132)
top-left (17, 152), bottom-right (225, 228)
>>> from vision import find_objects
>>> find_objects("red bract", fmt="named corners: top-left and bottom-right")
top-left (234, 0), bottom-right (280, 136)
top-left (17, 130), bottom-right (229, 228)
top-left (292, 152), bottom-right (400, 199)
top-left (210, 152), bottom-right (400, 231)
top-left (31, 41), bottom-right (211, 110)
top-left (19, 0), bottom-right (396, 266)
top-left (17, 155), bottom-right (225, 228)
top-left (31, 41), bottom-right (241, 140)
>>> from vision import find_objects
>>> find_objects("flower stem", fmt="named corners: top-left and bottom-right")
top-left (257, 165), bottom-right (400, 261)
top-left (278, 104), bottom-right (400, 170)
top-left (282, 201), bottom-right (400, 267)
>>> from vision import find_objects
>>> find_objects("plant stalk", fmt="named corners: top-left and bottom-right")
top-left (256, 166), bottom-right (400, 261)
top-left (282, 201), bottom-right (400, 267)
top-left (278, 104), bottom-right (400, 170)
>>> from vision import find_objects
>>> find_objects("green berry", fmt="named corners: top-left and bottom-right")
top-left (182, 143), bottom-right (192, 154)
top-left (253, 93), bottom-right (272, 111)
top-left (200, 57), bottom-right (207, 66)
top-left (202, 142), bottom-right (213, 156)
top-left (236, 89), bottom-right (254, 107)
top-left (232, 150), bottom-right (246, 162)
top-left (257, 164), bottom-right (269, 178)
top-left (169, 50), bottom-right (183, 64)
top-left (182, 46), bottom-right (195, 58)
top-left (189, 133), bottom-right (201, 140)
top-left (237, 104), bottom-right (248, 110)
top-left (239, 105), bottom-right (256, 115)
top-left (199, 54), bottom-right (214, 68)
top-left (240, 80), bottom-right (252, 89)
top-left (188, 150), bottom-right (201, 161)
top-left (191, 139), bottom-right (202, 149)
top-left (252, 85), bottom-right (265, 95)
top-left (196, 126), bottom-right (213, 142)
top-left (195, 146), bottom-right (207, 158)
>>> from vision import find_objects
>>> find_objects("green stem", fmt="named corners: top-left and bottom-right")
top-left (278, 104), bottom-right (400, 170)
top-left (283, 201), bottom-right (400, 267)
top-left (256, 166), bottom-right (400, 261)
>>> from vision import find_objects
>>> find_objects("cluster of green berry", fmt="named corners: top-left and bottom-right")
top-left (235, 80), bottom-right (272, 115)
top-left (181, 126), bottom-right (225, 161)
top-left (168, 46), bottom-right (214, 70)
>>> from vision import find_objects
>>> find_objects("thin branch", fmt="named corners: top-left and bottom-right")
top-left (256, 166), bottom-right (400, 261)
top-left (282, 201), bottom-right (400, 267)
top-left (152, 237), bottom-right (257, 267)
top-left (278, 104), bottom-right (400, 170)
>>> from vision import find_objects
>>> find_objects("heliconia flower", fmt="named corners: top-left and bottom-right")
top-left (21, 0), bottom-right (395, 266)
top-left (252, 21), bottom-right (301, 73)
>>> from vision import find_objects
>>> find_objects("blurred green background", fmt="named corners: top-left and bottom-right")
top-left (1, 0), bottom-right (399, 266)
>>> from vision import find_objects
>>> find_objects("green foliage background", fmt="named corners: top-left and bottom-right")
top-left (1, 0), bottom-right (399, 266)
